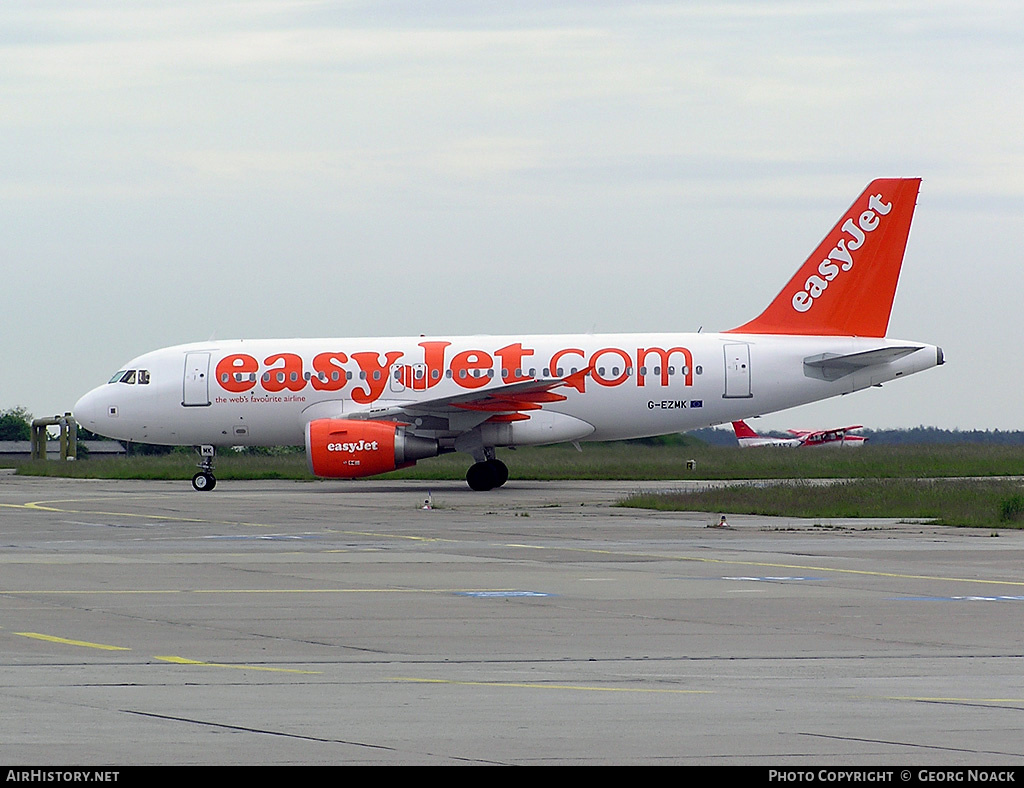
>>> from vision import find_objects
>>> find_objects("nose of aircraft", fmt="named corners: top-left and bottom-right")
top-left (73, 386), bottom-right (104, 432)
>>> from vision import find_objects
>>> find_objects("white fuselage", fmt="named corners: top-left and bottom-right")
top-left (74, 332), bottom-right (943, 449)
top-left (737, 434), bottom-right (867, 448)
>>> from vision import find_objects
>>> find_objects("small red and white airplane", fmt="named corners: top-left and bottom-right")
top-left (731, 420), bottom-right (867, 448)
top-left (74, 178), bottom-right (942, 491)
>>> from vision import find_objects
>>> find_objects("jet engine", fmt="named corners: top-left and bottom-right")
top-left (305, 419), bottom-right (440, 479)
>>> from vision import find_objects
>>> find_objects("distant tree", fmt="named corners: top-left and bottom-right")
top-left (0, 407), bottom-right (32, 441)
top-left (124, 442), bottom-right (175, 456)
top-left (626, 433), bottom-right (704, 448)
top-left (75, 425), bottom-right (106, 441)
top-left (687, 427), bottom-right (736, 446)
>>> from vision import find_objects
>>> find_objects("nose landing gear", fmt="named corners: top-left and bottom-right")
top-left (191, 445), bottom-right (217, 491)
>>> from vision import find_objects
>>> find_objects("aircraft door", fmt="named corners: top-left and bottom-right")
top-left (182, 352), bottom-right (211, 407)
top-left (390, 363), bottom-right (427, 393)
top-left (389, 365), bottom-right (405, 393)
top-left (723, 343), bottom-right (752, 399)
top-left (410, 363), bottom-right (427, 391)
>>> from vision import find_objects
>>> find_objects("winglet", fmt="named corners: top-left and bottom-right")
top-left (727, 178), bottom-right (921, 337)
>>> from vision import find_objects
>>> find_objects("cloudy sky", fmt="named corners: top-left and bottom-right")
top-left (2, 1), bottom-right (1022, 432)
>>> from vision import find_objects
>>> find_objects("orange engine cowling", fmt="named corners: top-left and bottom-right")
top-left (305, 419), bottom-right (440, 479)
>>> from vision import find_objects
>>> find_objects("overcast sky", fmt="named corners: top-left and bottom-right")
top-left (2, 1), bottom-right (1022, 432)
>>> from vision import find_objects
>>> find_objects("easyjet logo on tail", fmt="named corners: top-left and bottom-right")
top-left (792, 193), bottom-right (892, 314)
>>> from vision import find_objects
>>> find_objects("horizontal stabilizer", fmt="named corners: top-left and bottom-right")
top-left (803, 346), bottom-right (921, 382)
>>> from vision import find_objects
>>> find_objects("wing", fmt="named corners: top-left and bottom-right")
top-left (792, 425), bottom-right (863, 440)
top-left (337, 367), bottom-right (592, 438)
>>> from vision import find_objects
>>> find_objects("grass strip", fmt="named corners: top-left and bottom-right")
top-left (12, 443), bottom-right (1024, 482)
top-left (619, 478), bottom-right (1024, 528)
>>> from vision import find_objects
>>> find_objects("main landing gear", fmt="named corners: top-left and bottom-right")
top-left (191, 445), bottom-right (217, 491)
top-left (466, 458), bottom-right (509, 491)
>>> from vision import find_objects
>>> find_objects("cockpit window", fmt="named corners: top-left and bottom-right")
top-left (109, 370), bottom-right (146, 384)
top-left (106, 368), bottom-right (151, 385)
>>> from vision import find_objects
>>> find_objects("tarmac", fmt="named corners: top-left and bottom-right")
top-left (2, 474), bottom-right (1024, 765)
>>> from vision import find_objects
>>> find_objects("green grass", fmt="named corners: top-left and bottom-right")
top-left (620, 478), bottom-right (1024, 528)
top-left (12, 442), bottom-right (1024, 482)
top-left (12, 442), bottom-right (1024, 528)
top-left (11, 453), bottom-right (315, 481)
top-left (403, 442), bottom-right (1024, 481)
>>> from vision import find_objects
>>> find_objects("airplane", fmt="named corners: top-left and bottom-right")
top-left (73, 178), bottom-right (943, 492)
top-left (731, 419), bottom-right (867, 448)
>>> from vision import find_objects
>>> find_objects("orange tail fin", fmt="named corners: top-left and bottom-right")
top-left (731, 420), bottom-right (759, 439)
top-left (728, 178), bottom-right (921, 337)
